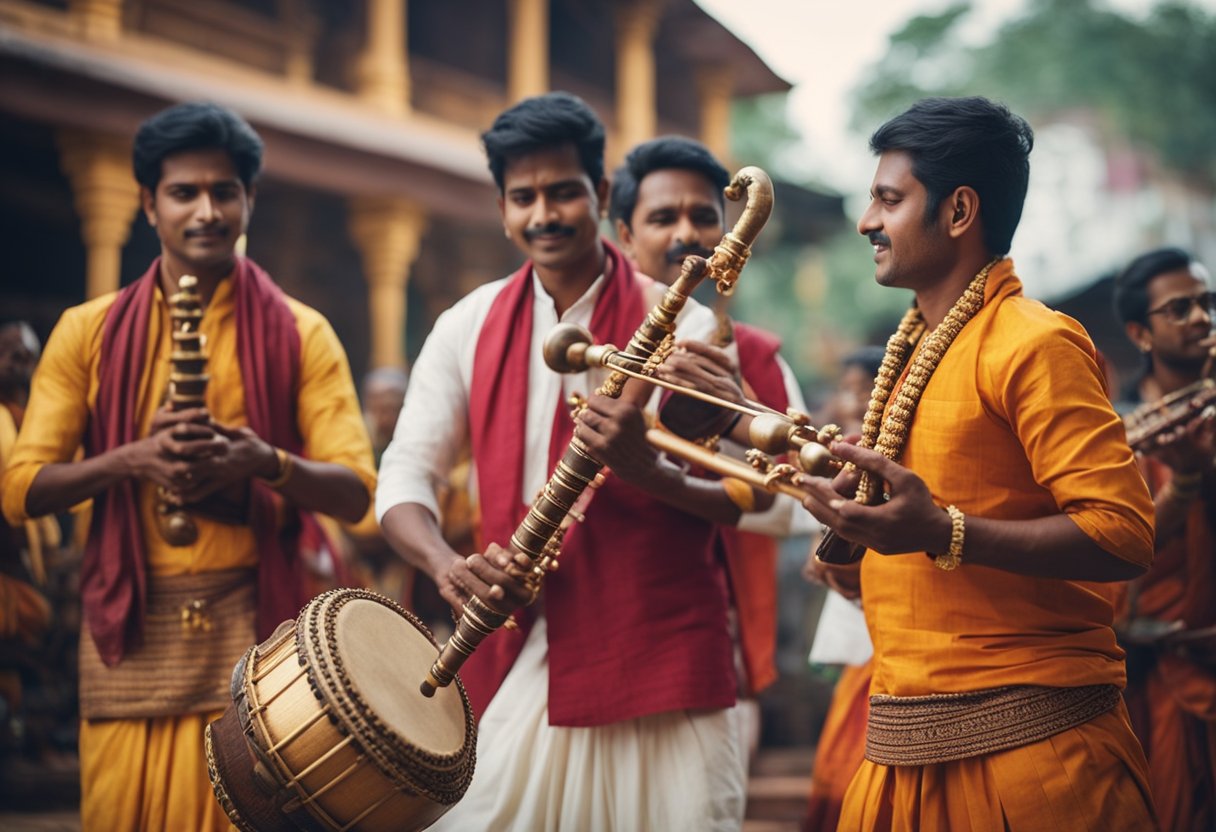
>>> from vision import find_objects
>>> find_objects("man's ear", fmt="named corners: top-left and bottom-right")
top-left (615, 218), bottom-right (634, 252)
top-left (596, 177), bottom-right (610, 217)
top-left (246, 183), bottom-right (257, 215)
top-left (496, 193), bottom-right (509, 238)
top-left (140, 186), bottom-right (157, 227)
top-left (1125, 321), bottom-right (1152, 354)
top-left (945, 186), bottom-right (979, 239)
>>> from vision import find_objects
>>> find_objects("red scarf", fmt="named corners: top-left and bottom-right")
top-left (719, 323), bottom-right (789, 695)
top-left (463, 241), bottom-right (735, 725)
top-left (84, 257), bottom-right (324, 666)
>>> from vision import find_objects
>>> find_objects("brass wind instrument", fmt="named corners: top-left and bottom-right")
top-left (420, 166), bottom-right (774, 696)
top-left (1124, 346), bottom-right (1216, 453)
top-left (542, 322), bottom-right (843, 478)
top-left (156, 274), bottom-right (209, 546)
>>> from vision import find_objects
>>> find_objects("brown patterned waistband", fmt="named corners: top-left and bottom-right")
top-left (864, 683), bottom-right (1122, 766)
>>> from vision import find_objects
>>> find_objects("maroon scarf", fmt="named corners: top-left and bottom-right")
top-left (718, 323), bottom-right (790, 695)
top-left (84, 257), bottom-right (320, 666)
top-left (463, 241), bottom-right (735, 724)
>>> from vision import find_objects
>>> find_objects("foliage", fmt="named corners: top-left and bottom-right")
top-left (729, 96), bottom-right (914, 395)
top-left (852, 0), bottom-right (1216, 188)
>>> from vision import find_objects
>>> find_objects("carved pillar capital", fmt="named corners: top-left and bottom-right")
top-left (57, 130), bottom-right (140, 299)
top-left (68, 0), bottom-right (123, 40)
top-left (348, 196), bottom-right (427, 369)
top-left (696, 63), bottom-right (734, 166)
top-left (614, 0), bottom-right (664, 158)
top-left (356, 0), bottom-right (410, 115)
top-left (507, 0), bottom-right (549, 103)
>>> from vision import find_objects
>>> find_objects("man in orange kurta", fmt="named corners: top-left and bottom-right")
top-left (1113, 247), bottom-right (1216, 832)
top-left (1, 103), bottom-right (375, 831)
top-left (799, 97), bottom-right (1158, 830)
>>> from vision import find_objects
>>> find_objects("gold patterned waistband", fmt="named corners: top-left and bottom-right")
top-left (864, 683), bottom-right (1122, 767)
top-left (79, 568), bottom-right (256, 720)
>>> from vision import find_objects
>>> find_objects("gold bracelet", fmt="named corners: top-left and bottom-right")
top-left (934, 504), bottom-right (965, 571)
top-left (722, 476), bottom-right (757, 513)
top-left (259, 447), bottom-right (294, 489)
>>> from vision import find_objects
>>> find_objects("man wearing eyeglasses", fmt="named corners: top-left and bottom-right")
top-left (1113, 246), bottom-right (1216, 832)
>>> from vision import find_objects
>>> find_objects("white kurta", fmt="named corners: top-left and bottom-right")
top-left (429, 619), bottom-right (745, 832)
top-left (377, 269), bottom-right (745, 830)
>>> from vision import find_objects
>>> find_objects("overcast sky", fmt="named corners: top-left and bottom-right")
top-left (695, 0), bottom-right (1214, 202)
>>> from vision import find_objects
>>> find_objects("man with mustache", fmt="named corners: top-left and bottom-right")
top-left (797, 97), bottom-right (1157, 829)
top-left (1113, 247), bottom-right (1216, 832)
top-left (377, 92), bottom-right (747, 829)
top-left (1, 102), bottom-right (375, 830)
top-left (609, 135), bottom-right (813, 769)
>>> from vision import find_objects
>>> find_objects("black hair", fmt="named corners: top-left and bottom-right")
top-left (841, 345), bottom-right (886, 379)
top-left (482, 92), bottom-right (605, 192)
top-left (1113, 246), bottom-right (1195, 326)
top-left (132, 102), bottom-right (264, 191)
top-left (608, 136), bottom-right (730, 228)
top-left (869, 96), bottom-right (1033, 255)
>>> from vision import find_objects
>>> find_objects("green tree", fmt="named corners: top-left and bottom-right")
top-left (852, 0), bottom-right (1216, 187)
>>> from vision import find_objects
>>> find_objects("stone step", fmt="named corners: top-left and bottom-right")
top-left (746, 745), bottom-right (813, 824)
top-left (744, 820), bottom-right (801, 832)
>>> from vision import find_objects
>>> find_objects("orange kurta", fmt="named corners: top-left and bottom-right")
top-left (2, 277), bottom-right (375, 832)
top-left (841, 261), bottom-right (1158, 831)
top-left (1124, 458), bottom-right (1216, 832)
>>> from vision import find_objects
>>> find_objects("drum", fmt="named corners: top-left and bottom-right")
top-left (205, 589), bottom-right (476, 831)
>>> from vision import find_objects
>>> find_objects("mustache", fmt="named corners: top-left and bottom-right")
top-left (184, 225), bottom-right (229, 238)
top-left (523, 223), bottom-right (577, 242)
top-left (665, 241), bottom-right (715, 264)
top-left (868, 232), bottom-right (891, 247)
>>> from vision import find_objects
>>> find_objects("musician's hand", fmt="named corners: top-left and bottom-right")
top-left (1146, 404), bottom-right (1216, 474)
top-left (655, 341), bottom-right (745, 439)
top-left (803, 548), bottom-right (862, 600)
top-left (440, 544), bottom-right (532, 616)
top-left (167, 421), bottom-right (275, 503)
top-left (574, 395), bottom-right (664, 488)
top-left (654, 341), bottom-right (745, 406)
top-left (800, 442), bottom-right (951, 556)
top-left (123, 407), bottom-right (222, 492)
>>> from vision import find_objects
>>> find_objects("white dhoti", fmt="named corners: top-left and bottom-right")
top-left (432, 618), bottom-right (746, 832)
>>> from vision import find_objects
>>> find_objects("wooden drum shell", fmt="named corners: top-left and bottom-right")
top-left (207, 590), bottom-right (475, 832)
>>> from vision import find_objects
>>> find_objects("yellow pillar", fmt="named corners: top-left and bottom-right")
top-left (507, 0), bottom-right (549, 102)
top-left (282, 0), bottom-right (317, 86)
top-left (68, 0), bottom-right (123, 40)
top-left (348, 197), bottom-right (426, 369)
top-left (57, 130), bottom-right (140, 300)
top-left (697, 63), bottom-right (734, 165)
top-left (614, 0), bottom-right (662, 154)
top-left (356, 0), bottom-right (410, 114)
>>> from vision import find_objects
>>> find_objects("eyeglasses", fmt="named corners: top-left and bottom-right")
top-left (1146, 291), bottom-right (1216, 323)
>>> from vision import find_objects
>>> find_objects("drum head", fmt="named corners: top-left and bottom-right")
top-left (333, 597), bottom-right (467, 757)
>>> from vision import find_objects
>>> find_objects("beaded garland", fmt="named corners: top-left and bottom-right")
top-left (852, 258), bottom-right (1001, 506)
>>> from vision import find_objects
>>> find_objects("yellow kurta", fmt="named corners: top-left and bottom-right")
top-left (2, 276), bottom-right (375, 831)
top-left (841, 261), bottom-right (1157, 831)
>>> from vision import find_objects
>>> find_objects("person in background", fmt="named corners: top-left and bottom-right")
top-left (362, 366), bottom-right (409, 466)
top-left (800, 345), bottom-right (883, 832)
top-left (610, 134), bottom-right (813, 768)
top-left (1113, 246), bottom-right (1216, 832)
top-left (1, 102), bottom-right (375, 830)
top-left (0, 320), bottom-right (55, 760)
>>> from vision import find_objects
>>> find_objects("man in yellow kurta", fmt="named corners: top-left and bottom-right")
top-left (1, 102), bottom-right (375, 831)
top-left (799, 97), bottom-right (1158, 830)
